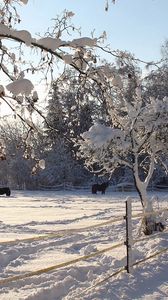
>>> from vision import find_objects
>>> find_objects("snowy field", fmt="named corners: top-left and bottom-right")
top-left (0, 189), bottom-right (167, 300)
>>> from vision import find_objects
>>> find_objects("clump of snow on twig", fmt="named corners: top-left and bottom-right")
top-left (81, 123), bottom-right (124, 147)
top-left (6, 79), bottom-right (34, 96)
top-left (13, 30), bottom-right (32, 46)
top-left (0, 25), bottom-right (32, 46)
top-left (70, 37), bottom-right (97, 47)
top-left (39, 159), bottom-right (45, 170)
top-left (37, 37), bottom-right (66, 51)
top-left (20, 0), bottom-right (29, 4)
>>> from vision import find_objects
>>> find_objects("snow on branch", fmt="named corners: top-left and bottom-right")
top-left (78, 74), bottom-right (168, 209)
top-left (81, 124), bottom-right (125, 148)
top-left (6, 79), bottom-right (34, 96)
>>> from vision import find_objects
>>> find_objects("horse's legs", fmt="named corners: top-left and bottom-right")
top-left (102, 188), bottom-right (106, 194)
top-left (92, 186), bottom-right (97, 194)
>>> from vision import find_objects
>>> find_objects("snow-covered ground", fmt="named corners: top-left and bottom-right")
top-left (0, 189), bottom-right (167, 300)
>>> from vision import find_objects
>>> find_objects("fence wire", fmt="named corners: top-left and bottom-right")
top-left (0, 215), bottom-right (125, 246)
top-left (0, 241), bottom-right (124, 285)
top-left (132, 207), bottom-right (168, 219)
top-left (133, 228), bottom-right (168, 245)
top-left (74, 246), bottom-right (168, 299)
top-left (0, 197), bottom-right (167, 295)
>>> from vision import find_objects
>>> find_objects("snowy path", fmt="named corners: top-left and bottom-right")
top-left (0, 190), bottom-right (167, 300)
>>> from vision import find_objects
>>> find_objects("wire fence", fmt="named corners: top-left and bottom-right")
top-left (1, 205), bottom-right (166, 246)
top-left (38, 183), bottom-right (90, 191)
top-left (38, 182), bottom-right (168, 192)
top-left (0, 197), bottom-right (167, 292)
top-left (0, 215), bottom-right (124, 246)
top-left (124, 198), bottom-right (168, 273)
top-left (0, 241), bottom-right (124, 285)
top-left (74, 245), bottom-right (168, 299)
top-left (73, 199), bottom-right (168, 298)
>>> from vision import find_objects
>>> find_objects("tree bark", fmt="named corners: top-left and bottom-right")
top-left (132, 154), bottom-right (165, 235)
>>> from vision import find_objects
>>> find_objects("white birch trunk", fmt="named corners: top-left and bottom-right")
top-left (133, 152), bottom-right (164, 234)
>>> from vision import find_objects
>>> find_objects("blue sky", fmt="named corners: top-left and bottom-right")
top-left (17, 0), bottom-right (168, 63)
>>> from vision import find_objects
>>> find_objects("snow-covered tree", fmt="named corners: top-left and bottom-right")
top-left (0, 0), bottom-right (109, 172)
top-left (38, 138), bottom-right (90, 186)
top-left (45, 82), bottom-right (67, 142)
top-left (144, 40), bottom-right (168, 106)
top-left (78, 76), bottom-right (168, 234)
top-left (0, 119), bottom-right (36, 188)
top-left (0, 0), bottom-right (118, 168)
top-left (0, 1), bottom-right (139, 131)
top-left (42, 75), bottom-right (95, 185)
top-left (0, 1), bottom-right (102, 118)
top-left (45, 68), bottom-right (111, 147)
top-left (0, 0), bottom-right (166, 194)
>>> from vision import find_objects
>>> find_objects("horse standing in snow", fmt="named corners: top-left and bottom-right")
top-left (0, 187), bottom-right (11, 196)
top-left (92, 182), bottom-right (109, 194)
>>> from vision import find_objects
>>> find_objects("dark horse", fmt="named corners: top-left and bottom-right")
top-left (92, 182), bottom-right (109, 194)
top-left (0, 187), bottom-right (11, 196)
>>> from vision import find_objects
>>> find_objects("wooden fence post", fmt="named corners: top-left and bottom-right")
top-left (125, 197), bottom-right (133, 273)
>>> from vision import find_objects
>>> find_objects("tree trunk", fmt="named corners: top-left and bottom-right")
top-left (133, 171), bottom-right (165, 235)
top-left (135, 183), bottom-right (165, 235)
